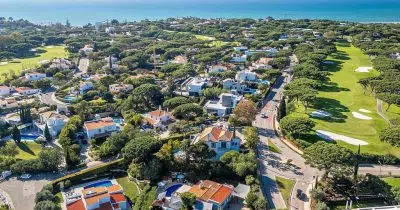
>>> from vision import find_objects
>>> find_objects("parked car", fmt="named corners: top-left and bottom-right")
top-left (20, 174), bottom-right (32, 179)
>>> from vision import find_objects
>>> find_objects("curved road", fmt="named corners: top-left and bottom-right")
top-left (256, 72), bottom-right (320, 210)
top-left (256, 60), bottom-right (400, 209)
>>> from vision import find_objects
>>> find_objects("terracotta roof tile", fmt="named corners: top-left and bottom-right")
top-left (84, 117), bottom-right (115, 131)
top-left (67, 199), bottom-right (85, 210)
top-left (210, 185), bottom-right (233, 204)
top-left (110, 193), bottom-right (126, 203)
top-left (199, 127), bottom-right (233, 142)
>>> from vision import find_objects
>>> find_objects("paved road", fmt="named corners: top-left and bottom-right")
top-left (377, 99), bottom-right (392, 126)
top-left (0, 173), bottom-right (60, 210)
top-left (256, 73), bottom-right (321, 210)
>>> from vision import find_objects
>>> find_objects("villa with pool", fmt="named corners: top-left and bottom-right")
top-left (65, 180), bottom-right (129, 210)
top-left (155, 180), bottom-right (249, 210)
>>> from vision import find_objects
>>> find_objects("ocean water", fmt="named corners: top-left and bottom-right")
top-left (1, 0), bottom-right (400, 25)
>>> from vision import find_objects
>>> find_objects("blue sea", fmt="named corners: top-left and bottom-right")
top-left (1, 0), bottom-right (400, 25)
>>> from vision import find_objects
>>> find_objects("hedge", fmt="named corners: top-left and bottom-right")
top-left (50, 158), bottom-right (125, 187)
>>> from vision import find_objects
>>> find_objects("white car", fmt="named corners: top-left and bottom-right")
top-left (20, 174), bottom-right (32, 179)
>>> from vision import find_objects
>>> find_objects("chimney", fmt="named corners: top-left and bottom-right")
top-left (159, 105), bottom-right (161, 111)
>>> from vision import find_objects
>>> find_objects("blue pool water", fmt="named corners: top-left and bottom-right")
top-left (84, 180), bottom-right (113, 189)
top-left (20, 134), bottom-right (39, 141)
top-left (165, 184), bottom-right (182, 197)
top-left (112, 118), bottom-right (124, 124)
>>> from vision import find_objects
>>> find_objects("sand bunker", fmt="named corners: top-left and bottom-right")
top-left (352, 112), bottom-right (372, 120)
top-left (355, 67), bottom-right (373, 72)
top-left (46, 46), bottom-right (54, 48)
top-left (359, 109), bottom-right (371, 113)
top-left (0, 62), bottom-right (8, 65)
top-left (316, 130), bottom-right (368, 145)
top-left (38, 60), bottom-right (50, 64)
top-left (310, 110), bottom-right (332, 118)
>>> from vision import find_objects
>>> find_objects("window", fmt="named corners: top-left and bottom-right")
top-left (221, 142), bottom-right (226, 149)
top-left (211, 143), bottom-right (216, 148)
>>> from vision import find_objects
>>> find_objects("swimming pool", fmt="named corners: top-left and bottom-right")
top-left (112, 118), bottom-right (124, 124)
top-left (165, 184), bottom-right (182, 197)
top-left (20, 134), bottom-right (39, 141)
top-left (83, 180), bottom-right (113, 189)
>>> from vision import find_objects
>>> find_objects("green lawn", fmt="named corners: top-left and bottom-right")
top-left (116, 176), bottom-right (141, 202)
top-left (276, 176), bottom-right (296, 208)
top-left (329, 199), bottom-right (387, 210)
top-left (383, 177), bottom-right (400, 188)
top-left (290, 44), bottom-right (400, 156)
top-left (0, 45), bottom-right (67, 82)
top-left (13, 141), bottom-right (43, 160)
top-left (268, 139), bottom-right (282, 154)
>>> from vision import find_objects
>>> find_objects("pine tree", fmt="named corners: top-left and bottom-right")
top-left (44, 124), bottom-right (52, 142)
top-left (12, 125), bottom-right (21, 143)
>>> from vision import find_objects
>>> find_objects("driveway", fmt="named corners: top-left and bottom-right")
top-left (0, 173), bottom-right (60, 210)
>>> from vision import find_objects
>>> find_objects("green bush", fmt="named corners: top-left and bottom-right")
top-left (51, 159), bottom-right (124, 188)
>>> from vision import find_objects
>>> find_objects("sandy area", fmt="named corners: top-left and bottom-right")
top-left (310, 110), bottom-right (332, 118)
top-left (352, 111), bottom-right (372, 120)
top-left (316, 130), bottom-right (369, 145)
top-left (355, 66), bottom-right (373, 72)
top-left (359, 109), bottom-right (371, 113)
top-left (0, 62), bottom-right (8, 65)
top-left (38, 60), bottom-right (50, 64)
top-left (46, 46), bottom-right (54, 48)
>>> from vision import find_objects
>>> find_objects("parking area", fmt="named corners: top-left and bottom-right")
top-left (0, 173), bottom-right (59, 210)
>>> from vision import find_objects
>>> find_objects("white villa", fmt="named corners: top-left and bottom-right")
top-left (194, 126), bottom-right (241, 158)
top-left (204, 93), bottom-right (243, 117)
top-left (35, 111), bottom-right (69, 137)
top-left (25, 72), bottom-right (46, 81)
top-left (0, 86), bottom-right (11, 96)
top-left (235, 70), bottom-right (257, 82)
top-left (143, 108), bottom-right (174, 130)
top-left (181, 77), bottom-right (209, 96)
top-left (15, 87), bottom-right (40, 95)
top-left (84, 117), bottom-right (118, 139)
top-left (109, 84), bottom-right (134, 94)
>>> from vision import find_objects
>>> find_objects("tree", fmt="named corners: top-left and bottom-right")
top-left (34, 200), bottom-right (58, 210)
top-left (163, 97), bottom-right (191, 109)
top-left (132, 84), bottom-right (163, 110)
top-left (173, 103), bottom-right (204, 120)
top-left (231, 99), bottom-right (257, 126)
top-left (38, 148), bottom-right (62, 172)
top-left (303, 142), bottom-right (354, 179)
top-left (35, 190), bottom-right (55, 203)
top-left (376, 93), bottom-right (400, 111)
top-left (0, 142), bottom-right (17, 157)
top-left (12, 125), bottom-right (20, 143)
top-left (180, 192), bottom-right (196, 210)
top-left (380, 126), bottom-right (400, 147)
top-left (44, 124), bottom-right (52, 142)
top-left (280, 116), bottom-right (314, 139)
top-left (221, 151), bottom-right (257, 177)
top-left (122, 135), bottom-right (160, 163)
top-left (202, 87), bottom-right (223, 100)
top-left (299, 88), bottom-right (317, 112)
top-left (243, 127), bottom-right (259, 152)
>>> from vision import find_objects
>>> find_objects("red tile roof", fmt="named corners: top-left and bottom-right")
top-left (210, 185), bottom-right (233, 204)
top-left (188, 180), bottom-right (233, 205)
top-left (67, 199), bottom-right (85, 210)
top-left (110, 193), bottom-right (126, 203)
top-left (199, 127), bottom-right (233, 142)
top-left (84, 117), bottom-right (115, 131)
